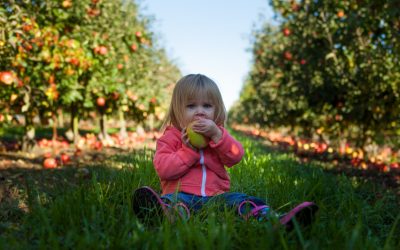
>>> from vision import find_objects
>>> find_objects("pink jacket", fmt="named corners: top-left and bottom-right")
top-left (153, 126), bottom-right (244, 196)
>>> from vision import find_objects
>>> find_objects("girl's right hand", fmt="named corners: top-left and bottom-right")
top-left (181, 128), bottom-right (198, 151)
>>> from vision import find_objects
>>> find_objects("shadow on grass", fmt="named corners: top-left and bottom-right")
top-left (0, 165), bottom-right (89, 223)
top-left (0, 147), bottom-right (158, 226)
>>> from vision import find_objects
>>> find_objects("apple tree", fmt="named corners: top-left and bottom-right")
top-left (1, 0), bottom-right (181, 151)
top-left (232, 0), bottom-right (400, 150)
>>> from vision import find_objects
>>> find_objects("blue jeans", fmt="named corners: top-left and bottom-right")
top-left (161, 192), bottom-right (269, 216)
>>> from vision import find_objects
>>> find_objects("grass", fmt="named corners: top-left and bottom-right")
top-left (0, 131), bottom-right (399, 249)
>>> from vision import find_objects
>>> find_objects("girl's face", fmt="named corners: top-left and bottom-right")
top-left (183, 96), bottom-right (215, 127)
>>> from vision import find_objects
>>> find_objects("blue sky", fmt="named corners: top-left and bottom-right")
top-left (139, 0), bottom-right (274, 110)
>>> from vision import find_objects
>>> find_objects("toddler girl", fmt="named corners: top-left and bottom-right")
top-left (132, 74), bottom-right (318, 229)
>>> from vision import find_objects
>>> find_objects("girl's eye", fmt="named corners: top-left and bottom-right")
top-left (204, 104), bottom-right (212, 108)
top-left (187, 104), bottom-right (195, 108)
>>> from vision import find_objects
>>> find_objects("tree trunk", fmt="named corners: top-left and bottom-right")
top-left (70, 104), bottom-right (80, 144)
top-left (148, 113), bottom-right (154, 131)
top-left (21, 114), bottom-right (35, 152)
top-left (99, 112), bottom-right (111, 143)
top-left (52, 113), bottom-right (58, 142)
top-left (58, 108), bottom-right (64, 128)
top-left (118, 108), bottom-right (127, 139)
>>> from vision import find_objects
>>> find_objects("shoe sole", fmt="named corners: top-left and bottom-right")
top-left (132, 186), bottom-right (168, 223)
top-left (280, 202), bottom-right (319, 231)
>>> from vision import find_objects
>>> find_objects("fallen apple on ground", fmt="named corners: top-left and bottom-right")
top-left (60, 153), bottom-right (70, 164)
top-left (43, 158), bottom-right (57, 169)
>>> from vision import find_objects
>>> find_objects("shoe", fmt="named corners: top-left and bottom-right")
top-left (174, 202), bottom-right (191, 221)
top-left (238, 200), bottom-right (270, 221)
top-left (132, 186), bottom-right (172, 224)
top-left (279, 202), bottom-right (318, 231)
top-left (132, 186), bottom-right (190, 224)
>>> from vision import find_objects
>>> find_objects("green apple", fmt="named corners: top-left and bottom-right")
top-left (186, 122), bottom-right (209, 149)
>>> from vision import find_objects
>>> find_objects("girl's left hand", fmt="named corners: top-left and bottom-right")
top-left (191, 118), bottom-right (222, 143)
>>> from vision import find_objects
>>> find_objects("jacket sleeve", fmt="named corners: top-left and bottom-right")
top-left (153, 134), bottom-right (200, 180)
top-left (209, 127), bottom-right (244, 167)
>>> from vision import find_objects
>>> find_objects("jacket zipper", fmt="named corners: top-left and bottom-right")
top-left (200, 149), bottom-right (207, 197)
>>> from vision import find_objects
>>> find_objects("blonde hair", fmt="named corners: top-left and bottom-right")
top-left (163, 74), bottom-right (227, 131)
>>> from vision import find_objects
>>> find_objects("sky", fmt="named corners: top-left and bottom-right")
top-left (139, 0), bottom-right (275, 110)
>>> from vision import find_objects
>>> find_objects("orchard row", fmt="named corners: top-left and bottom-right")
top-left (230, 0), bottom-right (400, 153)
top-left (233, 124), bottom-right (400, 176)
top-left (0, 0), bottom-right (180, 151)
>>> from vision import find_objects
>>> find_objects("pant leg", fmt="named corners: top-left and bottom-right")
top-left (161, 192), bottom-right (207, 212)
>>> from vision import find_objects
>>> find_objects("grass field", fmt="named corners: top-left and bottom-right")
top-left (0, 131), bottom-right (399, 249)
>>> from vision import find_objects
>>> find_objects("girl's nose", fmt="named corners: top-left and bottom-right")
top-left (194, 108), bottom-right (206, 116)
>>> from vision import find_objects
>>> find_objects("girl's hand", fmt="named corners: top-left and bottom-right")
top-left (190, 118), bottom-right (222, 144)
top-left (181, 128), bottom-right (198, 151)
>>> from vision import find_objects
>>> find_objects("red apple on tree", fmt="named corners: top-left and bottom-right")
top-left (130, 44), bottom-right (137, 52)
top-left (112, 92), bottom-right (120, 100)
top-left (70, 58), bottom-right (79, 66)
top-left (98, 46), bottom-right (108, 55)
top-left (96, 97), bottom-right (106, 107)
top-left (282, 28), bottom-right (291, 36)
top-left (283, 51), bottom-right (293, 60)
top-left (22, 24), bottom-right (33, 32)
top-left (0, 71), bottom-right (14, 85)
top-left (87, 8), bottom-right (101, 17)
